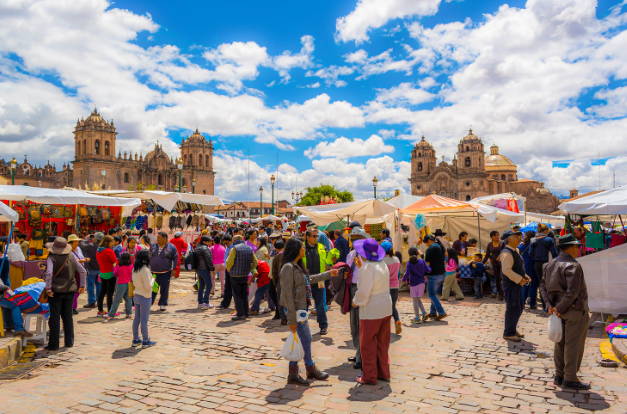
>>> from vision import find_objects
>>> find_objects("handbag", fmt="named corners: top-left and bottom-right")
top-left (88, 206), bottom-right (99, 218)
top-left (29, 205), bottom-right (41, 223)
top-left (42, 255), bottom-right (70, 301)
top-left (41, 205), bottom-right (52, 216)
top-left (64, 206), bottom-right (74, 218)
top-left (51, 205), bottom-right (64, 218)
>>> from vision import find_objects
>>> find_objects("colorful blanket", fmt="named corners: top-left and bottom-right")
top-left (4, 281), bottom-right (49, 315)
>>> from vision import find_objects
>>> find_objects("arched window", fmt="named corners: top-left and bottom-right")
top-left (124, 173), bottom-right (129, 183)
top-left (466, 146), bottom-right (469, 151)
top-left (418, 162), bottom-right (422, 171)
top-left (105, 141), bottom-right (110, 156)
top-left (77, 141), bottom-right (81, 155)
top-left (465, 181), bottom-right (470, 187)
top-left (205, 155), bottom-right (209, 167)
top-left (182, 178), bottom-right (187, 187)
top-left (466, 195), bottom-right (471, 201)
top-left (199, 154), bottom-right (203, 166)
top-left (183, 154), bottom-right (187, 164)
top-left (465, 157), bottom-right (471, 167)
top-left (95, 140), bottom-right (100, 155)
top-left (38, 172), bottom-right (42, 177)
top-left (158, 174), bottom-right (163, 186)
top-left (83, 140), bottom-right (87, 155)
top-left (418, 152), bottom-right (421, 157)
top-left (509, 174), bottom-right (513, 180)
top-left (441, 192), bottom-right (446, 197)
top-left (501, 174), bottom-right (506, 181)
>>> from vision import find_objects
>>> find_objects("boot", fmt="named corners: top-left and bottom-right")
top-left (306, 364), bottom-right (329, 380)
top-left (287, 365), bottom-right (311, 385)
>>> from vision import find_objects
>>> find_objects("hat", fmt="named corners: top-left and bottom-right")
top-left (349, 227), bottom-right (370, 239)
top-left (282, 231), bottom-right (292, 239)
top-left (201, 229), bottom-right (209, 235)
top-left (434, 229), bottom-right (446, 237)
top-left (353, 239), bottom-right (385, 262)
top-left (49, 237), bottom-right (72, 255)
top-left (94, 232), bottom-right (104, 242)
top-left (501, 230), bottom-right (522, 240)
top-left (348, 221), bottom-right (362, 229)
top-left (174, 231), bottom-right (183, 237)
top-left (67, 234), bottom-right (83, 243)
top-left (380, 241), bottom-right (393, 253)
top-left (306, 222), bottom-right (317, 229)
top-left (556, 234), bottom-right (580, 249)
top-left (270, 231), bottom-right (282, 239)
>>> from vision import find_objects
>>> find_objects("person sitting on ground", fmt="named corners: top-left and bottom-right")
top-left (470, 253), bottom-right (486, 299)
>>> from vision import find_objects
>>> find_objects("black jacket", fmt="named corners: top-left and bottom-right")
top-left (424, 242), bottom-right (446, 275)
top-left (80, 240), bottom-right (100, 271)
top-left (194, 244), bottom-right (215, 272)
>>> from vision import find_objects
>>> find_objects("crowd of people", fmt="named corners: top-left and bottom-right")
top-left (0, 218), bottom-right (592, 390)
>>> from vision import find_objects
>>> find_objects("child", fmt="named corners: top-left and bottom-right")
top-left (381, 242), bottom-right (402, 334)
top-left (442, 248), bottom-right (464, 301)
top-left (105, 252), bottom-right (133, 320)
top-left (249, 260), bottom-right (271, 315)
top-left (470, 253), bottom-right (486, 299)
top-left (402, 246), bottom-right (431, 323)
top-left (131, 249), bottom-right (156, 348)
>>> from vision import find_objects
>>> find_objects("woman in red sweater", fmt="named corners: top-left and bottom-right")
top-left (96, 235), bottom-right (119, 316)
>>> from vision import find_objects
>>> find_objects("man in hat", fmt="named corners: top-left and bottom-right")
top-left (345, 225), bottom-right (369, 369)
top-left (169, 231), bottom-right (188, 279)
top-left (303, 227), bottom-right (331, 334)
top-left (80, 232), bottom-right (103, 309)
top-left (540, 234), bottom-right (590, 390)
top-left (434, 229), bottom-right (450, 250)
top-left (226, 235), bottom-right (258, 320)
top-left (499, 230), bottom-right (531, 342)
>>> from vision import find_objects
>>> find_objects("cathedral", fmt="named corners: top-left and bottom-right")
top-left (409, 129), bottom-right (559, 213)
top-left (0, 109), bottom-right (215, 196)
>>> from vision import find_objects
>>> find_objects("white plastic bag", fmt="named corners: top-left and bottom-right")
top-left (548, 314), bottom-right (563, 343)
top-left (280, 332), bottom-right (305, 362)
top-left (7, 243), bottom-right (25, 262)
top-left (248, 279), bottom-right (258, 304)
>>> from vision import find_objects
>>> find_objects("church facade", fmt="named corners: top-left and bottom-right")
top-left (0, 109), bottom-right (215, 196)
top-left (409, 129), bottom-right (559, 214)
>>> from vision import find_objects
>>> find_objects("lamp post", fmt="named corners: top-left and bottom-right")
top-left (9, 157), bottom-right (17, 185)
top-left (259, 186), bottom-right (263, 219)
top-left (372, 176), bottom-right (378, 199)
top-left (270, 175), bottom-right (275, 215)
top-left (291, 191), bottom-right (303, 204)
top-left (177, 159), bottom-right (183, 193)
top-left (192, 177), bottom-right (196, 194)
top-left (183, 185), bottom-right (187, 193)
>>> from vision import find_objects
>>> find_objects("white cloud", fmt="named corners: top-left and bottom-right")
top-left (378, 129), bottom-right (396, 138)
top-left (306, 65), bottom-right (354, 86)
top-left (271, 35), bottom-right (316, 83)
top-left (304, 135), bottom-right (394, 159)
top-left (335, 0), bottom-right (443, 44)
top-left (303, 82), bottom-right (321, 89)
top-left (334, 80), bottom-right (348, 88)
top-left (344, 49), bottom-right (421, 79)
top-left (374, 82), bottom-right (435, 106)
top-left (202, 41), bottom-right (270, 93)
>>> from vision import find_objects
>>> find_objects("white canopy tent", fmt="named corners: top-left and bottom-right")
top-left (0, 200), bottom-right (19, 222)
top-left (385, 194), bottom-right (424, 209)
top-left (1, 186), bottom-right (142, 209)
top-left (524, 212), bottom-right (566, 228)
top-left (559, 186), bottom-right (627, 216)
top-left (296, 199), bottom-right (397, 227)
top-left (77, 189), bottom-right (223, 211)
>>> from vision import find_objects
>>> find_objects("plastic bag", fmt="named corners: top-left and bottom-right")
top-left (548, 314), bottom-right (562, 343)
top-left (280, 332), bottom-right (305, 362)
top-left (7, 243), bottom-right (25, 262)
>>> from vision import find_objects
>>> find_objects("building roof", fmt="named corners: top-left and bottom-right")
top-left (223, 202), bottom-right (277, 209)
top-left (461, 128), bottom-right (481, 143)
top-left (84, 108), bottom-right (105, 124)
top-left (559, 190), bottom-right (605, 204)
top-left (414, 135), bottom-right (433, 150)
top-left (485, 143), bottom-right (516, 170)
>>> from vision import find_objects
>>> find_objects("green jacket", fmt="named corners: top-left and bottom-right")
top-left (302, 243), bottom-right (327, 274)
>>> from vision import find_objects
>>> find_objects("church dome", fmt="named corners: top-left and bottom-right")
top-left (415, 135), bottom-right (433, 150)
top-left (186, 128), bottom-right (206, 144)
top-left (461, 128), bottom-right (481, 143)
top-left (85, 108), bottom-right (104, 124)
top-left (485, 143), bottom-right (517, 173)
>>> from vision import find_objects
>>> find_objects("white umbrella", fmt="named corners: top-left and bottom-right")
top-left (0, 185), bottom-right (141, 208)
top-left (0, 200), bottom-right (18, 222)
top-left (560, 186), bottom-right (627, 216)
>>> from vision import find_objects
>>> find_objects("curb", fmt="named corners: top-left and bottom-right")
top-left (0, 338), bottom-right (22, 370)
top-left (611, 338), bottom-right (627, 365)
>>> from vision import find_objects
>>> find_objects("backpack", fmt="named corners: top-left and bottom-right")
top-left (185, 249), bottom-right (198, 271)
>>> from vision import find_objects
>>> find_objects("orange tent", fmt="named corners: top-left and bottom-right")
top-left (402, 195), bottom-right (473, 212)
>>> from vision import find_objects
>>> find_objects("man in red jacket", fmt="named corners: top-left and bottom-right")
top-left (169, 232), bottom-right (188, 278)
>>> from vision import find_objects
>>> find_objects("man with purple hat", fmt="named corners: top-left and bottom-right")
top-left (351, 238), bottom-right (393, 385)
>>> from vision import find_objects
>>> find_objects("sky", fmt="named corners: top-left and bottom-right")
top-left (1, 0), bottom-right (627, 203)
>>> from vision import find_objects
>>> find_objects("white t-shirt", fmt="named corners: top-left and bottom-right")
top-left (352, 260), bottom-right (393, 320)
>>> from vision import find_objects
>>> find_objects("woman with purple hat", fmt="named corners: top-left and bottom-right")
top-left (351, 238), bottom-right (393, 385)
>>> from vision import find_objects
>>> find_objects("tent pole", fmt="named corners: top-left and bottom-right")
top-left (477, 212), bottom-right (481, 252)
top-left (0, 223), bottom-right (14, 276)
top-left (524, 201), bottom-right (527, 226)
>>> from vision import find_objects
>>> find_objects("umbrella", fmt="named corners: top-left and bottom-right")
top-left (318, 220), bottom-right (347, 232)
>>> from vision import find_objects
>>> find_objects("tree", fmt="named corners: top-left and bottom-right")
top-left (297, 184), bottom-right (354, 206)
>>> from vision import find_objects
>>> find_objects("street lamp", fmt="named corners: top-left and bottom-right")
top-left (372, 176), bottom-right (378, 199)
top-left (270, 175), bottom-right (275, 215)
top-left (177, 158), bottom-right (183, 193)
top-left (192, 177), bottom-right (196, 194)
top-left (259, 186), bottom-right (263, 219)
top-left (9, 157), bottom-right (17, 185)
top-left (292, 191), bottom-right (303, 204)
top-left (183, 185), bottom-right (187, 193)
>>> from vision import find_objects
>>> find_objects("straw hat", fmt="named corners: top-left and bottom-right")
top-left (67, 234), bottom-right (83, 243)
top-left (49, 237), bottom-right (72, 255)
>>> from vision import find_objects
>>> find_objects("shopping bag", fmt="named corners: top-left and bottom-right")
top-left (548, 314), bottom-right (562, 343)
top-left (248, 279), bottom-right (258, 304)
top-left (129, 281), bottom-right (135, 298)
top-left (152, 278), bottom-right (159, 293)
top-left (280, 332), bottom-right (305, 362)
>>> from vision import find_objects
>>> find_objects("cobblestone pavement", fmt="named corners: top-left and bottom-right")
top-left (0, 271), bottom-right (625, 413)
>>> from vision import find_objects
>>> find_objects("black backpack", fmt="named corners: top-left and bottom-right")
top-left (185, 249), bottom-right (197, 271)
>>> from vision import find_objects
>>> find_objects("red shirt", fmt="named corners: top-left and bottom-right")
top-left (169, 237), bottom-right (189, 256)
top-left (96, 248), bottom-right (118, 273)
top-left (255, 261), bottom-right (271, 288)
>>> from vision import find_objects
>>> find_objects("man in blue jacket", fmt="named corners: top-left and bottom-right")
top-left (334, 230), bottom-right (350, 263)
top-left (530, 223), bottom-right (559, 310)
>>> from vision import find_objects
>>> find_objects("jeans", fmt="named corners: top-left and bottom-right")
top-left (251, 283), bottom-right (270, 312)
top-left (269, 280), bottom-right (286, 320)
top-left (197, 269), bottom-right (213, 304)
top-left (108, 283), bottom-right (132, 317)
top-left (220, 269), bottom-right (233, 308)
top-left (231, 276), bottom-right (249, 317)
top-left (490, 275), bottom-right (498, 295)
top-left (522, 272), bottom-right (539, 307)
top-left (503, 285), bottom-right (524, 337)
top-left (86, 270), bottom-right (101, 305)
top-left (390, 288), bottom-right (399, 322)
top-left (0, 298), bottom-right (24, 332)
top-left (98, 277), bottom-right (116, 312)
top-left (48, 292), bottom-right (75, 349)
top-left (133, 294), bottom-right (151, 342)
top-left (310, 283), bottom-right (328, 329)
top-left (534, 260), bottom-right (548, 310)
top-left (151, 271), bottom-right (171, 306)
top-left (474, 277), bottom-right (483, 298)
top-left (426, 275), bottom-right (446, 316)
top-left (284, 308), bottom-right (314, 367)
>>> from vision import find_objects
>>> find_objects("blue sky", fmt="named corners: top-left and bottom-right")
top-left (1, 0), bottom-right (627, 201)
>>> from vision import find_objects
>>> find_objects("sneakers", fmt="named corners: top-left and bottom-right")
top-left (198, 304), bottom-right (203, 309)
top-left (97, 311), bottom-right (107, 316)
top-left (202, 303), bottom-right (214, 309)
top-left (142, 341), bottom-right (157, 349)
top-left (434, 313), bottom-right (448, 321)
top-left (395, 321), bottom-right (402, 334)
top-left (159, 306), bottom-right (166, 312)
top-left (260, 308), bottom-right (272, 314)
top-left (215, 305), bottom-right (226, 310)
top-left (126, 315), bottom-right (133, 319)
top-left (422, 312), bottom-right (430, 322)
top-left (132, 339), bottom-right (142, 347)
top-left (249, 310), bottom-right (259, 316)
top-left (320, 328), bottom-right (328, 335)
